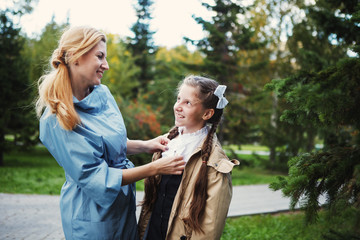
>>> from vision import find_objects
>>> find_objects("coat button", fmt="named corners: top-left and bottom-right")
top-left (180, 236), bottom-right (187, 240)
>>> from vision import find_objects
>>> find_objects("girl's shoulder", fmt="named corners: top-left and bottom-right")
top-left (207, 140), bottom-right (240, 173)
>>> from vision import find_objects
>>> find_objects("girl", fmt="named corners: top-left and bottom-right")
top-left (36, 26), bottom-right (184, 239)
top-left (138, 75), bottom-right (239, 240)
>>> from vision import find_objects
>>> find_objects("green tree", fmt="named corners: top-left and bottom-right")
top-left (0, 8), bottom-right (34, 166)
top-left (127, 0), bottom-right (156, 96)
top-left (24, 17), bottom-right (69, 86)
top-left (185, 0), bottom-right (262, 144)
top-left (185, 0), bottom-right (257, 85)
top-left (268, 0), bottom-right (360, 238)
top-left (101, 33), bottom-right (140, 98)
top-left (249, 0), bottom-right (311, 170)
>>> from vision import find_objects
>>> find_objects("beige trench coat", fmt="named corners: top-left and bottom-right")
top-left (138, 135), bottom-right (240, 240)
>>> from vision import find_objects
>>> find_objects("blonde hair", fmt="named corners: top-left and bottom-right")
top-left (35, 26), bottom-right (106, 130)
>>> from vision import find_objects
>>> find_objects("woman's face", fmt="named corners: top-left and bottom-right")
top-left (173, 84), bottom-right (209, 134)
top-left (72, 40), bottom-right (109, 88)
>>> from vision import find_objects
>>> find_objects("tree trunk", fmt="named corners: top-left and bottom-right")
top-left (0, 131), bottom-right (4, 166)
top-left (0, 151), bottom-right (3, 167)
top-left (306, 129), bottom-right (315, 152)
top-left (269, 92), bottom-right (278, 166)
top-left (218, 121), bottom-right (224, 143)
top-left (269, 146), bottom-right (276, 166)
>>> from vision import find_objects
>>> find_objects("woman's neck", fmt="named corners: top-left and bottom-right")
top-left (72, 82), bottom-right (91, 101)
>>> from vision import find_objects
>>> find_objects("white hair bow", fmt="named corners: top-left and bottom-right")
top-left (214, 85), bottom-right (229, 109)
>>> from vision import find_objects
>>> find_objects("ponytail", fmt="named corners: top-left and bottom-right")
top-left (36, 48), bottom-right (80, 130)
top-left (35, 26), bottom-right (106, 130)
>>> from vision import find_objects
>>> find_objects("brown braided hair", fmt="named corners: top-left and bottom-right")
top-left (142, 126), bottom-right (179, 210)
top-left (142, 75), bottom-right (224, 233)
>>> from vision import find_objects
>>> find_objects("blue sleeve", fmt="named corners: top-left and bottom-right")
top-left (39, 112), bottom-right (123, 208)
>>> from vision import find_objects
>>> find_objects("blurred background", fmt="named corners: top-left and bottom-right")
top-left (1, 0), bottom-right (359, 239)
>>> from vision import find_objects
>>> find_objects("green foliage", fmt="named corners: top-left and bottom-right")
top-left (24, 18), bottom-right (68, 85)
top-left (0, 9), bottom-right (37, 166)
top-left (101, 33), bottom-right (140, 98)
top-left (127, 0), bottom-right (156, 94)
top-left (268, 0), bottom-right (360, 237)
top-left (287, 18), bottom-right (348, 72)
top-left (263, 56), bottom-right (360, 171)
top-left (185, 0), bottom-right (264, 144)
top-left (266, 57), bottom-right (360, 129)
top-left (186, 0), bottom-right (258, 84)
top-left (249, 0), bottom-right (320, 170)
top-left (116, 94), bottom-right (163, 140)
top-left (2, 0), bottom-right (36, 16)
top-left (114, 93), bottom-right (163, 165)
top-left (271, 146), bottom-right (360, 224)
top-left (307, 0), bottom-right (360, 46)
top-left (222, 210), bottom-right (358, 240)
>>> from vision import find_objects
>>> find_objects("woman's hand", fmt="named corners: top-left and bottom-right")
top-left (152, 155), bottom-right (185, 175)
top-left (127, 136), bottom-right (169, 155)
top-left (121, 155), bottom-right (185, 185)
top-left (144, 136), bottom-right (169, 153)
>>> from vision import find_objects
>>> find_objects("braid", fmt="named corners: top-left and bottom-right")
top-left (183, 122), bottom-right (218, 233)
top-left (201, 122), bottom-right (217, 163)
top-left (141, 172), bottom-right (159, 210)
top-left (141, 126), bottom-right (179, 210)
top-left (167, 126), bottom-right (179, 140)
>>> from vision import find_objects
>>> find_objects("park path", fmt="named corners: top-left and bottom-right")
top-left (0, 184), bottom-right (326, 239)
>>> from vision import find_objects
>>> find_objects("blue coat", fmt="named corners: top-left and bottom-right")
top-left (40, 85), bottom-right (138, 239)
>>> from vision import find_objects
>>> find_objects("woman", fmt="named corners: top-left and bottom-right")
top-left (36, 26), bottom-right (184, 239)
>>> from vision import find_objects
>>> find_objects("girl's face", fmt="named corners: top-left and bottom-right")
top-left (71, 40), bottom-right (109, 89)
top-left (174, 84), bottom-right (213, 134)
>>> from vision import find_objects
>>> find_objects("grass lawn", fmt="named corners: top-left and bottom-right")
top-left (1, 145), bottom-right (282, 194)
top-left (221, 210), bottom-right (356, 240)
top-left (226, 144), bottom-right (269, 152)
top-left (222, 212), bottom-right (320, 240)
top-left (231, 166), bottom-right (285, 186)
top-left (2, 146), bottom-right (352, 239)
top-left (1, 147), bottom-right (65, 195)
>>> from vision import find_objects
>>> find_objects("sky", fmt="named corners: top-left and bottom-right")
top-left (2, 0), bottom-right (215, 48)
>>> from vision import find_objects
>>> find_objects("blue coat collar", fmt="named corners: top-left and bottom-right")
top-left (73, 85), bottom-right (107, 113)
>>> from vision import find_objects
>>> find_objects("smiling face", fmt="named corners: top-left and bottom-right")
top-left (173, 84), bottom-right (214, 134)
top-left (77, 40), bottom-right (109, 86)
top-left (70, 40), bottom-right (109, 99)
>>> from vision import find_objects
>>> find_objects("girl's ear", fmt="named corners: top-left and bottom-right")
top-left (202, 109), bottom-right (214, 121)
